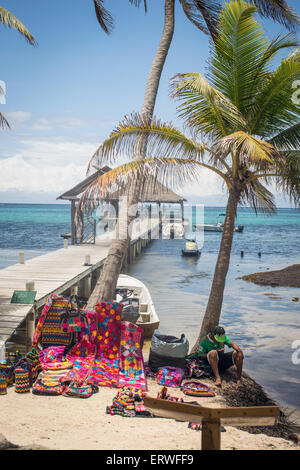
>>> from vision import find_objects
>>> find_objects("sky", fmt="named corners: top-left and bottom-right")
top-left (0, 0), bottom-right (299, 206)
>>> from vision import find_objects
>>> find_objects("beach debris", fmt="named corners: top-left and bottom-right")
top-left (292, 297), bottom-right (299, 302)
top-left (263, 293), bottom-right (283, 300)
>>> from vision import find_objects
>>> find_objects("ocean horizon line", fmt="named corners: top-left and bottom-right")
top-left (0, 202), bottom-right (298, 210)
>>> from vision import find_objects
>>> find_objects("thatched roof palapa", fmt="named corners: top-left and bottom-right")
top-left (57, 166), bottom-right (186, 204)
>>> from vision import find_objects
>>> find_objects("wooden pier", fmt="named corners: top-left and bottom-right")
top-left (0, 218), bottom-right (158, 355)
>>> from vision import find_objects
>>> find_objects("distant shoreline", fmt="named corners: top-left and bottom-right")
top-left (239, 264), bottom-right (300, 289)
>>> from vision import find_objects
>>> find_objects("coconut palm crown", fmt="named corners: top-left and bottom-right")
top-left (78, 0), bottom-right (300, 337)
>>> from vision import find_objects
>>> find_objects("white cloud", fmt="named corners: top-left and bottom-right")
top-left (5, 111), bottom-right (32, 125)
top-left (0, 154), bottom-right (86, 194)
top-left (17, 139), bottom-right (98, 167)
top-left (32, 116), bottom-right (87, 130)
top-left (0, 139), bottom-right (100, 195)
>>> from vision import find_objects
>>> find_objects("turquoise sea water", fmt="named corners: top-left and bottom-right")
top-left (0, 203), bottom-right (299, 408)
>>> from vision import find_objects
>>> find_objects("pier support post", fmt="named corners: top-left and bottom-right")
top-left (26, 280), bottom-right (35, 291)
top-left (26, 310), bottom-right (35, 351)
top-left (83, 275), bottom-right (92, 299)
top-left (19, 252), bottom-right (25, 264)
top-left (71, 285), bottom-right (78, 296)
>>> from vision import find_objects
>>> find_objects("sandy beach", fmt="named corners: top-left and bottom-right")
top-left (0, 376), bottom-right (299, 451)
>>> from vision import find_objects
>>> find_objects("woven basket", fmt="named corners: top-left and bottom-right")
top-left (14, 367), bottom-right (30, 394)
top-left (0, 375), bottom-right (7, 395)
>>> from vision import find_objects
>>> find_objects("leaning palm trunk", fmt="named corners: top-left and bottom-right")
top-left (86, 0), bottom-right (175, 307)
top-left (191, 186), bottom-right (241, 351)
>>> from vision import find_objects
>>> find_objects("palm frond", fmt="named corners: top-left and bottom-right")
top-left (0, 6), bottom-right (36, 45)
top-left (87, 113), bottom-right (208, 173)
top-left (93, 0), bottom-right (114, 34)
top-left (209, 0), bottom-right (270, 115)
top-left (128, 0), bottom-right (147, 12)
top-left (273, 151), bottom-right (300, 206)
top-left (248, 0), bottom-right (300, 31)
top-left (268, 123), bottom-right (300, 151)
top-left (0, 112), bottom-right (10, 129)
top-left (249, 49), bottom-right (300, 136)
top-left (170, 72), bottom-right (247, 138)
top-left (78, 157), bottom-right (229, 219)
top-left (213, 131), bottom-right (280, 166)
top-left (241, 177), bottom-right (277, 214)
top-left (179, 0), bottom-right (221, 38)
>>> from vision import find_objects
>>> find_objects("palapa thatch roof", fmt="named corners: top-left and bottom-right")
top-left (57, 166), bottom-right (186, 204)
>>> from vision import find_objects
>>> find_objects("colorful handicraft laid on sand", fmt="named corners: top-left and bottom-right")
top-left (106, 386), bottom-right (151, 417)
top-left (20, 294), bottom-right (147, 397)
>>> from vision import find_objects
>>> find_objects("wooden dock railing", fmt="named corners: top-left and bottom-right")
top-left (144, 396), bottom-right (280, 450)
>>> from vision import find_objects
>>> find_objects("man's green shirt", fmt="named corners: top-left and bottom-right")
top-left (188, 334), bottom-right (232, 360)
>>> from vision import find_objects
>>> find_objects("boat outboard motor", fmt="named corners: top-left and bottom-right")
top-left (116, 288), bottom-right (140, 324)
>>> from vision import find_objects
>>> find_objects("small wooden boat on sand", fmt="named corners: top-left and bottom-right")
top-left (116, 274), bottom-right (159, 339)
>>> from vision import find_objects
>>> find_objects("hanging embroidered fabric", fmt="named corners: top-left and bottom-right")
top-left (66, 303), bottom-right (147, 390)
top-left (118, 321), bottom-right (148, 391)
top-left (67, 302), bottom-right (122, 388)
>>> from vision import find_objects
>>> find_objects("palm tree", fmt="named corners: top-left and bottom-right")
top-left (0, 6), bottom-right (36, 129)
top-left (78, 0), bottom-right (300, 347)
top-left (83, 0), bottom-right (299, 308)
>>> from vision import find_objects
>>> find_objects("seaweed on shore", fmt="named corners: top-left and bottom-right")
top-left (219, 369), bottom-right (300, 443)
top-left (238, 264), bottom-right (300, 288)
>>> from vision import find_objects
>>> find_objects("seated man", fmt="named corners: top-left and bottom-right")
top-left (188, 326), bottom-right (244, 387)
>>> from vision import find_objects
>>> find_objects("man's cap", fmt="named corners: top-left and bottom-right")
top-left (213, 326), bottom-right (226, 343)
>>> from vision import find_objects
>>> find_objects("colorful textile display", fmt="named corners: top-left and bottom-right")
top-left (32, 294), bottom-right (73, 349)
top-left (6, 350), bottom-right (23, 366)
top-left (96, 302), bottom-right (122, 360)
top-left (67, 301), bottom-right (122, 387)
top-left (157, 386), bottom-right (184, 402)
top-left (0, 363), bottom-right (15, 387)
top-left (0, 375), bottom-right (7, 395)
top-left (32, 369), bottom-right (71, 396)
top-left (66, 303), bottom-right (147, 391)
top-left (106, 386), bottom-right (151, 417)
top-left (185, 359), bottom-right (209, 378)
top-left (14, 349), bottom-right (42, 387)
top-left (39, 346), bottom-right (66, 364)
top-left (32, 297), bottom-right (148, 393)
top-left (156, 367), bottom-right (185, 388)
top-left (62, 383), bottom-right (98, 399)
top-left (181, 381), bottom-right (215, 397)
top-left (60, 296), bottom-right (88, 333)
top-left (41, 361), bottom-right (73, 371)
top-left (118, 322), bottom-right (148, 391)
top-left (14, 367), bottom-right (30, 393)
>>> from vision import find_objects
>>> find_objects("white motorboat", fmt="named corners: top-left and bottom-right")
top-left (193, 213), bottom-right (244, 233)
top-left (193, 222), bottom-right (244, 232)
top-left (116, 274), bottom-right (159, 339)
top-left (193, 222), bottom-right (223, 232)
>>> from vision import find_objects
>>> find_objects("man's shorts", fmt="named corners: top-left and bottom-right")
top-left (205, 350), bottom-right (235, 371)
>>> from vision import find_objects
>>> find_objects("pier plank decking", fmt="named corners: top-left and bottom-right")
top-left (0, 219), bottom-right (156, 351)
